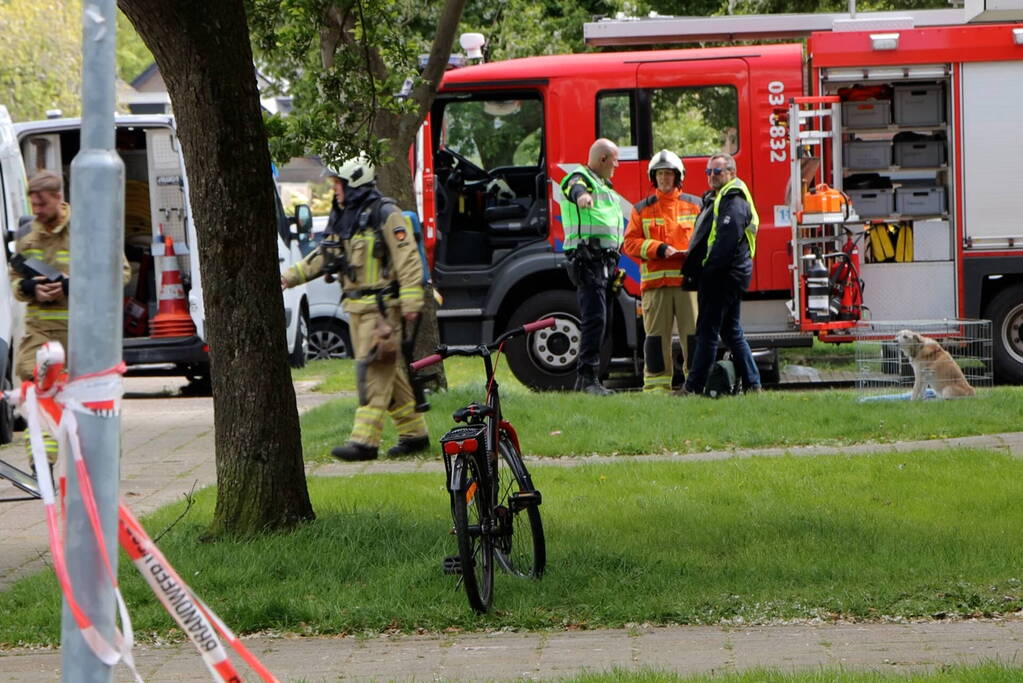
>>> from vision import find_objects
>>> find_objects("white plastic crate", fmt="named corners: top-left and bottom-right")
top-left (851, 319), bottom-right (992, 395)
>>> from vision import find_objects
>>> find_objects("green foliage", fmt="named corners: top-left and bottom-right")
top-left (248, 0), bottom-right (427, 167)
top-left (2, 450), bottom-right (1021, 643)
top-left (0, 0), bottom-right (82, 121)
top-left (461, 0), bottom-right (618, 60)
top-left (115, 9), bottom-right (154, 84)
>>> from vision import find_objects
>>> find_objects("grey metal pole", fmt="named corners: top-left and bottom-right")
top-left (61, 0), bottom-right (124, 680)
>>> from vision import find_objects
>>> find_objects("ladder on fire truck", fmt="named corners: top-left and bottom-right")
top-left (787, 96), bottom-right (864, 333)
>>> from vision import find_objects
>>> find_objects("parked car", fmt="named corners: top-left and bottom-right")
top-left (296, 215), bottom-right (351, 360)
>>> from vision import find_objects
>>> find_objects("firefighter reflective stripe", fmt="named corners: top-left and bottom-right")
top-left (558, 166), bottom-right (624, 252)
top-left (399, 284), bottom-right (423, 303)
top-left (641, 238), bottom-right (658, 259)
top-left (643, 375), bottom-right (672, 392)
top-left (641, 269), bottom-right (681, 284)
top-left (350, 405), bottom-right (387, 445)
top-left (293, 261), bottom-right (311, 284)
top-left (389, 400), bottom-right (427, 437)
top-left (706, 177), bottom-right (759, 263)
top-left (27, 307), bottom-right (69, 321)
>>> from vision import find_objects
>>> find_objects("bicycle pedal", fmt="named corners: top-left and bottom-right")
top-left (443, 555), bottom-right (461, 575)
top-left (510, 490), bottom-right (542, 510)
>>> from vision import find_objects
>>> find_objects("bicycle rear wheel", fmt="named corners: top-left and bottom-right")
top-left (494, 434), bottom-right (546, 578)
top-left (451, 453), bottom-right (494, 612)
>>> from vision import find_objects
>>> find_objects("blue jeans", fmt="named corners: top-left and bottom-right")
top-left (684, 280), bottom-right (761, 392)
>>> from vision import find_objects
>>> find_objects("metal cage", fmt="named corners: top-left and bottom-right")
top-left (851, 319), bottom-right (992, 394)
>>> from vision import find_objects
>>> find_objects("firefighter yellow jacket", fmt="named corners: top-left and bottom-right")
top-left (10, 204), bottom-right (72, 334)
top-left (622, 188), bottom-right (701, 291)
top-left (283, 203), bottom-right (424, 315)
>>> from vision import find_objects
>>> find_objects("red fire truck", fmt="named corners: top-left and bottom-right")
top-left (415, 9), bottom-right (1023, 389)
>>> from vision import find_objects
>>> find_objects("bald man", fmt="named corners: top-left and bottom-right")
top-left (557, 138), bottom-right (624, 395)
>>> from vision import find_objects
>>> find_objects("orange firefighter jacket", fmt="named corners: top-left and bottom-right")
top-left (623, 188), bottom-right (701, 291)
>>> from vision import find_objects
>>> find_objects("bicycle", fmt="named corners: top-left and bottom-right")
top-left (411, 318), bottom-right (552, 613)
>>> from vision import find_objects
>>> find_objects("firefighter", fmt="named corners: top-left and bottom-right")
top-left (10, 170), bottom-right (131, 468)
top-left (281, 156), bottom-right (428, 461)
top-left (679, 153), bottom-right (762, 395)
top-left (623, 150), bottom-right (701, 392)
top-left (558, 138), bottom-right (624, 396)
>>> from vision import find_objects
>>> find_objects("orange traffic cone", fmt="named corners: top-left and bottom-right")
top-left (149, 236), bottom-right (196, 338)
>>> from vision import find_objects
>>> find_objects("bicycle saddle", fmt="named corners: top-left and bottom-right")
top-left (452, 403), bottom-right (495, 423)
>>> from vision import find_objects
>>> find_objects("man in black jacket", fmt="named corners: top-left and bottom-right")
top-left (678, 153), bottom-right (761, 395)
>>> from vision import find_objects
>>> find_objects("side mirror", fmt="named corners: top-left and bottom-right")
top-left (293, 204), bottom-right (312, 234)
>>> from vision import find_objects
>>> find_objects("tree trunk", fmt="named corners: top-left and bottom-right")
top-left (119, 0), bottom-right (314, 534)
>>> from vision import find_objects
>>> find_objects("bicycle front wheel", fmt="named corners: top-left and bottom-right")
top-left (451, 453), bottom-right (494, 612)
top-left (495, 434), bottom-right (546, 578)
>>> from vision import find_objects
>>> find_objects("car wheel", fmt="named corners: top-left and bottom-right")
top-left (289, 308), bottom-right (309, 368)
top-left (306, 318), bottom-right (352, 361)
top-left (985, 283), bottom-right (1023, 383)
top-left (504, 291), bottom-right (610, 391)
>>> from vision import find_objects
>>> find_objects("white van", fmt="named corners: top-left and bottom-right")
top-left (0, 106), bottom-right (26, 443)
top-left (12, 113), bottom-right (311, 388)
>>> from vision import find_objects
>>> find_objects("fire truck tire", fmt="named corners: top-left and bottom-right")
top-left (505, 291), bottom-right (610, 391)
top-left (985, 283), bottom-right (1023, 383)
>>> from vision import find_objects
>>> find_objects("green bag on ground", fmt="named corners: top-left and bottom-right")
top-left (704, 359), bottom-right (738, 398)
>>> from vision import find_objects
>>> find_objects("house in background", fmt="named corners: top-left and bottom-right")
top-left (122, 63), bottom-right (323, 197)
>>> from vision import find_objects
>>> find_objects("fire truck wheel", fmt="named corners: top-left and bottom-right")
top-left (985, 283), bottom-right (1023, 383)
top-left (505, 291), bottom-right (610, 391)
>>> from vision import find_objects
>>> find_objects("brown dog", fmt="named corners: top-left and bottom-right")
top-left (895, 329), bottom-right (976, 400)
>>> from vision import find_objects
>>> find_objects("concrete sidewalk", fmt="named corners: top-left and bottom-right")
top-left (2, 378), bottom-right (1023, 680)
top-left (2, 620), bottom-right (1022, 681)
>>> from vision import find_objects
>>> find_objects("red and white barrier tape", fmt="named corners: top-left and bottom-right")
top-left (8, 342), bottom-right (278, 682)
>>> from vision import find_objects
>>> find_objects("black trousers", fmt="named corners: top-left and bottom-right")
top-left (569, 255), bottom-right (612, 369)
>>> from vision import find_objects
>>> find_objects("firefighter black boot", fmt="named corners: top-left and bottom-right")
top-left (331, 441), bottom-right (379, 462)
top-left (576, 364), bottom-right (614, 396)
top-left (387, 435), bottom-right (430, 457)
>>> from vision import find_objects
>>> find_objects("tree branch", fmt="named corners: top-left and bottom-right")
top-left (413, 0), bottom-right (468, 120)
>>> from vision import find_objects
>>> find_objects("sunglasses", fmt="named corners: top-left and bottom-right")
top-left (705, 168), bottom-right (728, 176)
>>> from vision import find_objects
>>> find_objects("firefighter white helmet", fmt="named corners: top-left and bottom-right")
top-left (647, 149), bottom-right (685, 187)
top-left (325, 155), bottom-right (376, 188)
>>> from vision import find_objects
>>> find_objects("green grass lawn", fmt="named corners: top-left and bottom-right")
top-left (2, 449), bottom-right (1020, 646)
top-left (295, 357), bottom-right (1023, 460)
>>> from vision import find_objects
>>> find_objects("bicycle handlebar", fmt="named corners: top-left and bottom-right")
top-left (409, 317), bottom-right (557, 371)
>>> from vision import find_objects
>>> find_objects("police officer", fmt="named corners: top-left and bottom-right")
top-left (558, 138), bottom-right (624, 396)
top-left (623, 150), bottom-right (701, 391)
top-left (282, 156), bottom-right (429, 461)
top-left (679, 153), bottom-right (762, 395)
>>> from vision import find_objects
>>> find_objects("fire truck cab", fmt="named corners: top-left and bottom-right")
top-left (419, 9), bottom-right (1023, 388)
top-left (420, 45), bottom-right (801, 389)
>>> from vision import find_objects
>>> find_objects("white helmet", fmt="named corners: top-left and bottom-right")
top-left (325, 155), bottom-right (376, 188)
top-left (647, 149), bottom-right (685, 187)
